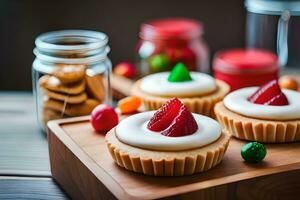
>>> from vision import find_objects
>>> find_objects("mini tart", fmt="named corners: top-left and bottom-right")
top-left (215, 102), bottom-right (300, 143)
top-left (131, 79), bottom-right (230, 117)
top-left (105, 129), bottom-right (231, 176)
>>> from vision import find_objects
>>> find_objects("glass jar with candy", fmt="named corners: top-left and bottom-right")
top-left (136, 18), bottom-right (209, 76)
top-left (32, 30), bottom-right (112, 131)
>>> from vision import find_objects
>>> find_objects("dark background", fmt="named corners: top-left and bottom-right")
top-left (0, 0), bottom-right (245, 91)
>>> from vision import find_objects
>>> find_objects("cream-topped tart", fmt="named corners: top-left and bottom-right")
top-left (215, 80), bottom-right (300, 143)
top-left (116, 111), bottom-right (221, 151)
top-left (106, 98), bottom-right (231, 176)
top-left (140, 72), bottom-right (217, 97)
top-left (131, 63), bottom-right (230, 117)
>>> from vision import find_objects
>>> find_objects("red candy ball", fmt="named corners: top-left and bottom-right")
top-left (91, 104), bottom-right (119, 132)
top-left (114, 62), bottom-right (136, 79)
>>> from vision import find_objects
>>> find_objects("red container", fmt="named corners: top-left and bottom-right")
top-left (213, 49), bottom-right (279, 91)
top-left (136, 18), bottom-right (209, 76)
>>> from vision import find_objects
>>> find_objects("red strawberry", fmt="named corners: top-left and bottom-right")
top-left (147, 98), bottom-right (182, 131)
top-left (248, 80), bottom-right (289, 106)
top-left (264, 92), bottom-right (289, 106)
top-left (162, 105), bottom-right (198, 137)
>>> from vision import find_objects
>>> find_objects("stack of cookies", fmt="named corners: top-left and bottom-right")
top-left (39, 64), bottom-right (105, 127)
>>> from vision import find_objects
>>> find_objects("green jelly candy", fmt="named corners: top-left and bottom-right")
top-left (149, 54), bottom-right (169, 71)
top-left (168, 62), bottom-right (192, 82)
top-left (241, 142), bottom-right (266, 163)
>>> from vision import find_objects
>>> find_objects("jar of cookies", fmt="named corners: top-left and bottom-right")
top-left (32, 30), bottom-right (112, 130)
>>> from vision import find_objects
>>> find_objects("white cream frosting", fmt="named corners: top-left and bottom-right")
top-left (224, 87), bottom-right (300, 120)
top-left (140, 72), bottom-right (217, 97)
top-left (115, 111), bottom-right (221, 151)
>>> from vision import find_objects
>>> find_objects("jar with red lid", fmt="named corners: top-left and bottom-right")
top-left (213, 49), bottom-right (279, 91)
top-left (136, 18), bottom-right (209, 76)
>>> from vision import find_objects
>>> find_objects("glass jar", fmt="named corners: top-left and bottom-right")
top-left (32, 30), bottom-right (112, 130)
top-left (136, 18), bottom-right (209, 76)
top-left (213, 48), bottom-right (279, 91)
top-left (245, 0), bottom-right (300, 68)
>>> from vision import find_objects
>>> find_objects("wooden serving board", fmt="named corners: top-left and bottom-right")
top-left (48, 116), bottom-right (300, 200)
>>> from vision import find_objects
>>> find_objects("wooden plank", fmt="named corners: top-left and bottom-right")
top-left (0, 92), bottom-right (51, 176)
top-left (161, 169), bottom-right (300, 200)
top-left (0, 176), bottom-right (68, 200)
top-left (48, 116), bottom-right (300, 200)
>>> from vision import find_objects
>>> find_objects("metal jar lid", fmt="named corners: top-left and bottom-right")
top-left (245, 0), bottom-right (300, 16)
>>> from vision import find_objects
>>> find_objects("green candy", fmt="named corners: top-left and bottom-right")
top-left (241, 142), bottom-right (267, 163)
top-left (149, 54), bottom-right (169, 71)
top-left (168, 62), bottom-right (192, 82)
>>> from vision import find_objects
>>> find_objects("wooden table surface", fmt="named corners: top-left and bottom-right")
top-left (0, 92), bottom-right (69, 199)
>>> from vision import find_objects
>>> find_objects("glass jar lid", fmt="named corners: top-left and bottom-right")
top-left (245, 0), bottom-right (300, 16)
top-left (140, 18), bottom-right (203, 40)
top-left (34, 30), bottom-right (110, 65)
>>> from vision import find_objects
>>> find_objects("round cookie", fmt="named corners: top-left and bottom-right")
top-left (43, 98), bottom-right (100, 116)
top-left (85, 74), bottom-right (105, 102)
top-left (42, 88), bottom-right (87, 104)
top-left (53, 64), bottom-right (86, 84)
top-left (39, 75), bottom-right (85, 95)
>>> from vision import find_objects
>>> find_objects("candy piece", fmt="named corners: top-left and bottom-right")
top-left (279, 75), bottom-right (299, 91)
top-left (91, 104), bottom-right (118, 132)
top-left (247, 80), bottom-right (289, 106)
top-left (241, 142), bottom-right (266, 163)
top-left (162, 105), bottom-right (198, 137)
top-left (149, 54), bottom-right (169, 71)
top-left (147, 98), bottom-right (182, 131)
top-left (114, 62), bottom-right (136, 79)
top-left (53, 64), bottom-right (86, 84)
top-left (118, 96), bottom-right (142, 114)
top-left (168, 62), bottom-right (192, 82)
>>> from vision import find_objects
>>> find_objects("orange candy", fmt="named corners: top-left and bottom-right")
top-left (118, 96), bottom-right (142, 114)
top-left (279, 75), bottom-right (299, 91)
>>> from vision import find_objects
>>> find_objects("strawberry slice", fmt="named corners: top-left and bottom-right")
top-left (264, 92), bottom-right (289, 106)
top-left (162, 105), bottom-right (198, 137)
top-left (147, 98), bottom-right (182, 131)
top-left (248, 80), bottom-right (289, 106)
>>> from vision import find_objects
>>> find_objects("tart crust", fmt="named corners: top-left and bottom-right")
top-left (131, 79), bottom-right (230, 117)
top-left (214, 102), bottom-right (300, 143)
top-left (105, 129), bottom-right (231, 176)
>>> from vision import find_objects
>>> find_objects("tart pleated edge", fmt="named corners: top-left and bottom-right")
top-left (105, 129), bottom-right (231, 176)
top-left (214, 102), bottom-right (300, 143)
top-left (131, 80), bottom-right (230, 118)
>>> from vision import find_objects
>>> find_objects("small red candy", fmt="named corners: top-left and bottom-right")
top-left (91, 104), bottom-right (119, 132)
top-left (248, 80), bottom-right (289, 106)
top-left (114, 62), bottom-right (136, 79)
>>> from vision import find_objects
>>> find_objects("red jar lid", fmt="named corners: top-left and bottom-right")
top-left (213, 49), bottom-right (278, 74)
top-left (140, 18), bottom-right (202, 40)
